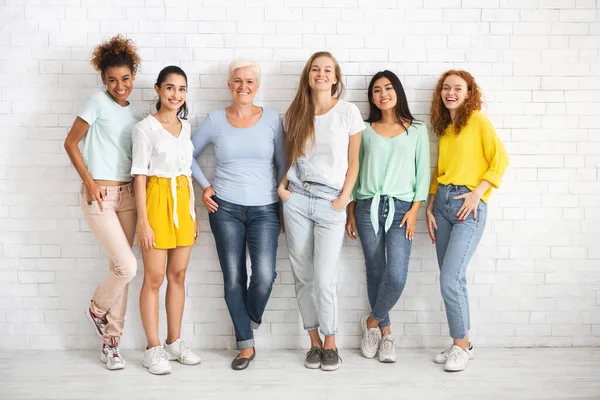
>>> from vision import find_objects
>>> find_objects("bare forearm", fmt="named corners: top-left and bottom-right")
top-left (410, 201), bottom-right (422, 213)
top-left (133, 175), bottom-right (149, 222)
top-left (339, 162), bottom-right (359, 202)
top-left (278, 175), bottom-right (289, 190)
top-left (426, 194), bottom-right (436, 212)
top-left (64, 142), bottom-right (93, 185)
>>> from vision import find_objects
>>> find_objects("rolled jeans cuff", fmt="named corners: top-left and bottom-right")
top-left (237, 338), bottom-right (255, 350)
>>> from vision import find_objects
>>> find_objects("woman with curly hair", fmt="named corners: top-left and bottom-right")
top-left (64, 34), bottom-right (142, 370)
top-left (426, 70), bottom-right (509, 372)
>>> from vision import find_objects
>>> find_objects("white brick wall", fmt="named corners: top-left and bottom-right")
top-left (0, 1), bottom-right (599, 350)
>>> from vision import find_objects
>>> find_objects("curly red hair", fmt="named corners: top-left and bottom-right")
top-left (91, 34), bottom-right (140, 75)
top-left (430, 70), bottom-right (482, 136)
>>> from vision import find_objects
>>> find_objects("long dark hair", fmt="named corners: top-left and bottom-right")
top-left (366, 70), bottom-right (417, 132)
top-left (155, 65), bottom-right (188, 120)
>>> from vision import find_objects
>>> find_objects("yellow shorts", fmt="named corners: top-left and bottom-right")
top-left (144, 176), bottom-right (195, 249)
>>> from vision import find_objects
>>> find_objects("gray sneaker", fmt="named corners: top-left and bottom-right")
top-left (304, 346), bottom-right (323, 369)
top-left (321, 348), bottom-right (341, 371)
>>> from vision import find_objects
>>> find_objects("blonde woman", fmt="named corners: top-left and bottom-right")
top-left (279, 52), bottom-right (364, 371)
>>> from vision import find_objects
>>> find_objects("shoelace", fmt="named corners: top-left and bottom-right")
top-left (366, 329), bottom-right (381, 349)
top-left (306, 347), bottom-right (323, 359)
top-left (440, 346), bottom-right (453, 358)
top-left (149, 347), bottom-right (168, 363)
top-left (107, 344), bottom-right (121, 358)
top-left (322, 349), bottom-right (343, 364)
top-left (447, 348), bottom-right (464, 364)
top-left (380, 335), bottom-right (395, 353)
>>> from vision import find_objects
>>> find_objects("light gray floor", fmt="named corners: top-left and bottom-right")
top-left (1, 348), bottom-right (599, 400)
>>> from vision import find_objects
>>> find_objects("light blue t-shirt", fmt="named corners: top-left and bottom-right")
top-left (191, 108), bottom-right (286, 206)
top-left (78, 91), bottom-right (142, 182)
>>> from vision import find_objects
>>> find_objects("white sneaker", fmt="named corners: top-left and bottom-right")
top-left (433, 343), bottom-right (474, 364)
top-left (164, 338), bottom-right (201, 365)
top-left (100, 340), bottom-right (125, 370)
top-left (142, 345), bottom-right (171, 375)
top-left (378, 334), bottom-right (396, 363)
top-left (444, 345), bottom-right (470, 372)
top-left (360, 314), bottom-right (382, 359)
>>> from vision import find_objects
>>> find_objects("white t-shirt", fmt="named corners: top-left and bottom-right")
top-left (300, 99), bottom-right (365, 190)
top-left (131, 115), bottom-right (195, 228)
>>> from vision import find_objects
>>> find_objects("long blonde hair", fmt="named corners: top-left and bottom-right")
top-left (284, 51), bottom-right (345, 166)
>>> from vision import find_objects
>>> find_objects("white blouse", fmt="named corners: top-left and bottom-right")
top-left (131, 115), bottom-right (195, 228)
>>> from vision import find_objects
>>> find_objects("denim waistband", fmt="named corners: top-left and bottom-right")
top-left (288, 181), bottom-right (341, 201)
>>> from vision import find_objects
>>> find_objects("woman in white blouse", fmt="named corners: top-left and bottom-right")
top-left (131, 66), bottom-right (201, 375)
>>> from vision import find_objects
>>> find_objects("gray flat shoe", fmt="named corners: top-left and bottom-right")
top-left (231, 348), bottom-right (255, 370)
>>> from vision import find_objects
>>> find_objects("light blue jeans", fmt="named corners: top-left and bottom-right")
top-left (282, 189), bottom-right (346, 336)
top-left (433, 184), bottom-right (487, 339)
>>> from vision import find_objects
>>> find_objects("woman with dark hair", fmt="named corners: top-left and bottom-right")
top-left (346, 70), bottom-right (430, 363)
top-left (64, 34), bottom-right (142, 370)
top-left (427, 70), bottom-right (508, 372)
top-left (132, 65), bottom-right (201, 375)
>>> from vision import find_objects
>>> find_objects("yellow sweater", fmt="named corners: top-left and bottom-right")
top-left (429, 110), bottom-right (509, 203)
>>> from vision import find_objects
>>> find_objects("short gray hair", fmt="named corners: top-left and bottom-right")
top-left (227, 59), bottom-right (261, 84)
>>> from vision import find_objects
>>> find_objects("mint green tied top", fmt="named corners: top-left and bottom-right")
top-left (353, 122), bottom-right (431, 234)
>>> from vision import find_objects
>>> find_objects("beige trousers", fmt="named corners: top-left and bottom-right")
top-left (81, 183), bottom-right (137, 342)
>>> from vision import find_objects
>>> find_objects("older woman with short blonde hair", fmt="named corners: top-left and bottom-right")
top-left (191, 59), bottom-right (286, 371)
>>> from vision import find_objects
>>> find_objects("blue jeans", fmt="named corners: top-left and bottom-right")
top-left (355, 196), bottom-right (412, 328)
top-left (282, 190), bottom-right (346, 336)
top-left (433, 184), bottom-right (487, 339)
top-left (209, 196), bottom-right (279, 350)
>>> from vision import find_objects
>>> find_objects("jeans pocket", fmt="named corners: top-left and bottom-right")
top-left (281, 191), bottom-right (295, 204)
top-left (86, 200), bottom-right (103, 215)
top-left (329, 200), bottom-right (346, 213)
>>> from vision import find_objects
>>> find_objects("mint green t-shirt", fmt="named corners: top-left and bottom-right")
top-left (353, 121), bottom-right (430, 233)
top-left (78, 91), bottom-right (142, 182)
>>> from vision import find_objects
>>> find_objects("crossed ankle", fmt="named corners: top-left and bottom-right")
top-left (366, 315), bottom-right (379, 329)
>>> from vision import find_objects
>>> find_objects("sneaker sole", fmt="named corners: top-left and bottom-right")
top-left (100, 353), bottom-right (125, 370)
top-left (143, 363), bottom-right (172, 375)
top-left (379, 356), bottom-right (396, 363)
top-left (165, 351), bottom-right (201, 365)
top-left (85, 309), bottom-right (104, 340)
top-left (444, 364), bottom-right (467, 372)
top-left (434, 351), bottom-right (474, 364)
top-left (304, 361), bottom-right (321, 369)
top-left (320, 362), bottom-right (341, 371)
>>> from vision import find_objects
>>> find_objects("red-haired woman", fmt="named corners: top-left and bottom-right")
top-left (426, 70), bottom-right (509, 372)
